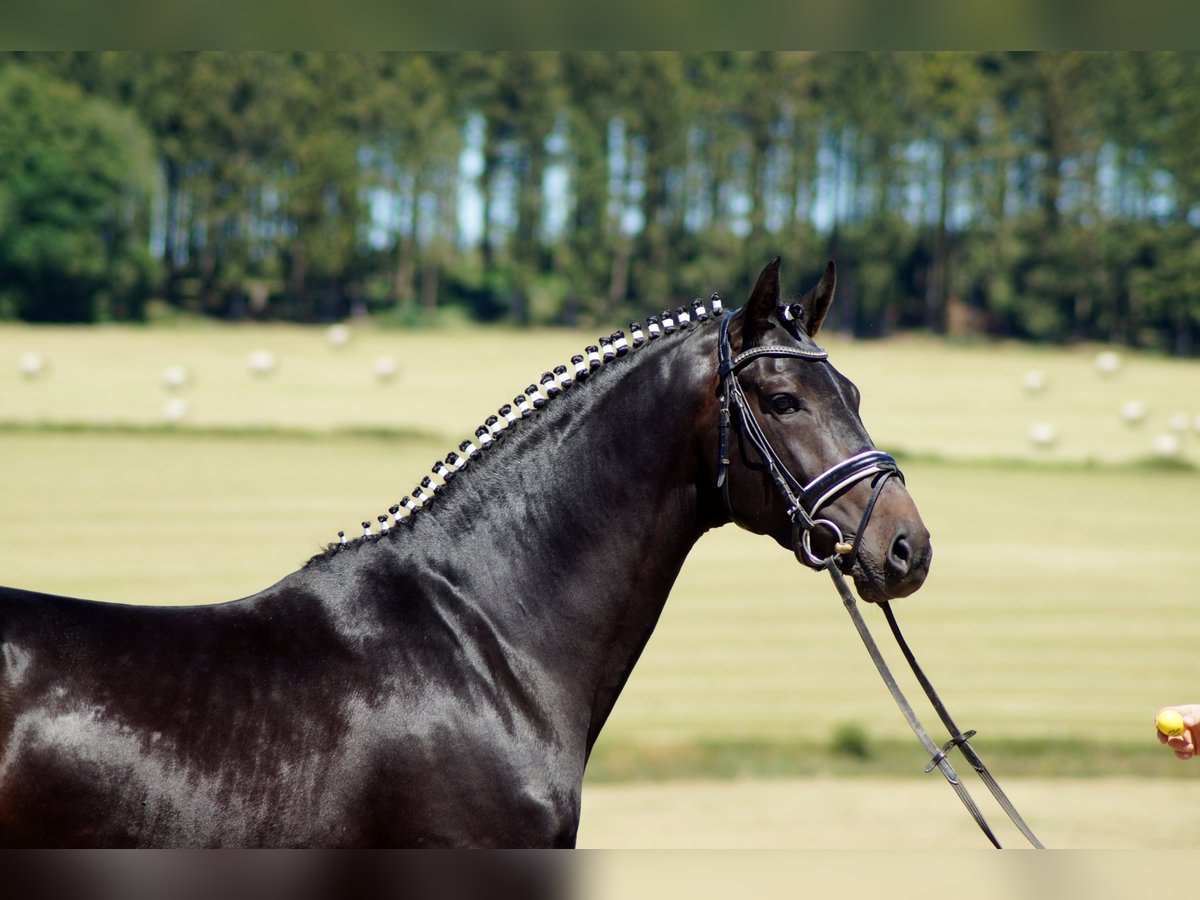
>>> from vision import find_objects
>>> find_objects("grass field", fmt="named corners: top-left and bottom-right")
top-left (2, 321), bottom-right (1198, 465)
top-left (576, 776), bottom-right (1200, 848)
top-left (2, 321), bottom-right (1199, 848)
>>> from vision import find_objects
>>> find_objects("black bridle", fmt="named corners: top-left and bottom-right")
top-left (715, 311), bottom-right (902, 569)
top-left (715, 308), bottom-right (1043, 849)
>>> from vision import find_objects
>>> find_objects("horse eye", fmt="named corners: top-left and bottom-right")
top-left (769, 393), bottom-right (801, 414)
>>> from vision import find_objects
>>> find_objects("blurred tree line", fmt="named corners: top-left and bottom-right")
top-left (0, 51), bottom-right (1198, 354)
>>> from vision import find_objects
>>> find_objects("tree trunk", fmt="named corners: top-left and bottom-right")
top-left (480, 145), bottom-right (500, 269)
top-left (926, 139), bottom-right (952, 334)
top-left (162, 158), bottom-right (183, 305)
top-left (392, 174), bottom-right (419, 312)
top-left (421, 259), bottom-right (439, 315)
top-left (608, 242), bottom-right (631, 306)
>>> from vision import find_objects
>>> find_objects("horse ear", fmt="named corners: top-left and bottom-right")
top-left (741, 256), bottom-right (782, 348)
top-left (796, 260), bottom-right (836, 337)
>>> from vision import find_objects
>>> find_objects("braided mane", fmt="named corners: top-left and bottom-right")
top-left (305, 295), bottom-right (725, 566)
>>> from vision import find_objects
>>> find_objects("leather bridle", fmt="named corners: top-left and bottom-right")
top-left (715, 309), bottom-right (903, 569)
top-left (713, 307), bottom-right (1044, 849)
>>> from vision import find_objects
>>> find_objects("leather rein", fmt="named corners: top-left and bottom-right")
top-left (715, 309), bottom-right (1044, 849)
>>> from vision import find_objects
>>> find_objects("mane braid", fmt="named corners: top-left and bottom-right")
top-left (306, 293), bottom-right (725, 565)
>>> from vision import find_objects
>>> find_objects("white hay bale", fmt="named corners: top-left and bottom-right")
top-left (1120, 400), bottom-right (1146, 425)
top-left (1021, 370), bottom-right (1048, 394)
top-left (326, 324), bottom-right (351, 348)
top-left (373, 355), bottom-right (399, 382)
top-left (164, 397), bottom-right (189, 423)
top-left (18, 351), bottom-right (45, 378)
top-left (162, 364), bottom-right (189, 390)
top-left (248, 349), bottom-right (277, 377)
top-left (1152, 433), bottom-right (1181, 458)
top-left (1095, 350), bottom-right (1122, 376)
top-left (1028, 423), bottom-right (1058, 448)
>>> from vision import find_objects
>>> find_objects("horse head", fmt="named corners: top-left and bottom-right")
top-left (713, 257), bottom-right (932, 603)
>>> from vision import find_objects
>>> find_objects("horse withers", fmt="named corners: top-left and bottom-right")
top-left (0, 257), bottom-right (930, 847)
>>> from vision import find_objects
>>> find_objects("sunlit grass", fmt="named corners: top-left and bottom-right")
top-left (600, 459), bottom-right (1200, 753)
top-left (2, 323), bottom-right (1198, 464)
top-left (0, 322), bottom-right (586, 437)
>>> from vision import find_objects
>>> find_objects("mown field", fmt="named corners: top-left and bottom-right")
top-left (2, 320), bottom-right (1199, 848)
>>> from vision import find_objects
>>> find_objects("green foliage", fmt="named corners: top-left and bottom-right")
top-left (584, 736), bottom-right (1191, 782)
top-left (1, 52), bottom-right (1199, 353)
top-left (830, 722), bottom-right (873, 760)
top-left (0, 63), bottom-right (158, 322)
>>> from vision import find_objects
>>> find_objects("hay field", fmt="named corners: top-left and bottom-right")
top-left (2, 321), bottom-right (1199, 848)
top-left (575, 776), bottom-right (1200, 848)
top-left (2, 321), bottom-right (1197, 465)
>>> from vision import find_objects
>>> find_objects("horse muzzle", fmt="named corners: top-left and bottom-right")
top-left (845, 485), bottom-right (932, 603)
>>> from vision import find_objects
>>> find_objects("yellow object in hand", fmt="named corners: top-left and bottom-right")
top-left (1157, 709), bottom-right (1186, 737)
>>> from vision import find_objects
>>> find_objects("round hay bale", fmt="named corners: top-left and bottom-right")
top-left (1120, 400), bottom-right (1146, 426)
top-left (373, 355), bottom-right (399, 382)
top-left (1152, 433), bottom-right (1181, 458)
top-left (1095, 350), bottom-right (1122, 377)
top-left (248, 350), bottom-right (277, 377)
top-left (326, 324), bottom-right (351, 348)
top-left (1028, 423), bottom-right (1058, 448)
top-left (18, 351), bottom-right (45, 379)
top-left (164, 397), bottom-right (189, 423)
top-left (1021, 370), bottom-right (1048, 395)
top-left (163, 364), bottom-right (189, 390)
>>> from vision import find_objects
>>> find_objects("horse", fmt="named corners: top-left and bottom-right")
top-left (0, 257), bottom-right (931, 847)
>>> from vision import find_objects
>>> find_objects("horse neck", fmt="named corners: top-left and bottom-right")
top-left (380, 324), bottom-right (722, 747)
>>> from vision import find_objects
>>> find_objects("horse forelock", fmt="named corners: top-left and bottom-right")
top-left (304, 299), bottom-right (726, 568)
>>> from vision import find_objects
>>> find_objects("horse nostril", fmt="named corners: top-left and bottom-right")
top-left (888, 534), bottom-right (912, 574)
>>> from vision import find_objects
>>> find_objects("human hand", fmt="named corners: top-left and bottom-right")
top-left (1156, 705), bottom-right (1200, 759)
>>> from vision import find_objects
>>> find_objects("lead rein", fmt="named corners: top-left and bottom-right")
top-left (822, 559), bottom-right (1044, 849)
top-left (877, 597), bottom-right (1046, 848)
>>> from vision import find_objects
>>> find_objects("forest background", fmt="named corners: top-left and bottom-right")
top-left (1, 51), bottom-right (1198, 356)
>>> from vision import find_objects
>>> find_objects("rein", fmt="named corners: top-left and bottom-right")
top-left (825, 562), bottom-right (1045, 848)
top-left (715, 308), bottom-right (1044, 849)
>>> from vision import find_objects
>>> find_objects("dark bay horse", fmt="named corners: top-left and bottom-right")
top-left (0, 257), bottom-right (931, 847)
